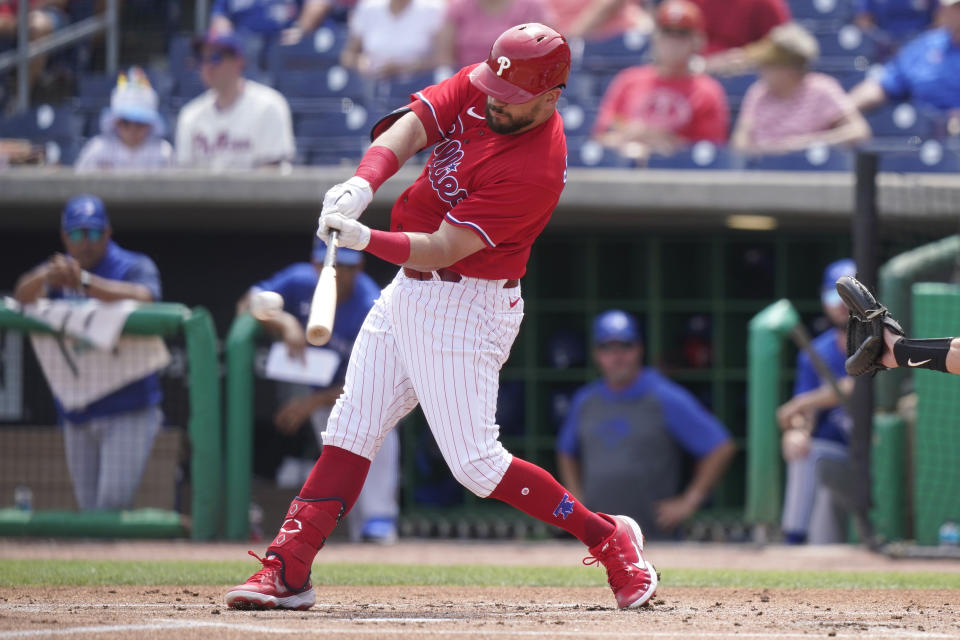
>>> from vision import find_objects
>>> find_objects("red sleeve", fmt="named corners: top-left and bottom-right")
top-left (751, 0), bottom-right (791, 41)
top-left (445, 181), bottom-right (560, 248)
top-left (408, 66), bottom-right (475, 147)
top-left (687, 80), bottom-right (730, 143)
top-left (592, 68), bottom-right (638, 135)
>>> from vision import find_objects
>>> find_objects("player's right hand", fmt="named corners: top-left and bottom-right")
top-left (320, 176), bottom-right (373, 221)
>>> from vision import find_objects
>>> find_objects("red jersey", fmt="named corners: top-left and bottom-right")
top-left (690, 0), bottom-right (790, 55)
top-left (391, 64), bottom-right (567, 280)
top-left (592, 66), bottom-right (729, 143)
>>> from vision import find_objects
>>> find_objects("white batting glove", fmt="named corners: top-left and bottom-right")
top-left (320, 176), bottom-right (373, 221)
top-left (317, 212), bottom-right (371, 250)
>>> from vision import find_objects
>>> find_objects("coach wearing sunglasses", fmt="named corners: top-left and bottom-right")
top-left (13, 194), bottom-right (163, 511)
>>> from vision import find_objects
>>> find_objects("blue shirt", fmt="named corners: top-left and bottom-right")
top-left (793, 328), bottom-right (850, 445)
top-left (211, 0), bottom-right (302, 34)
top-left (255, 263), bottom-right (379, 383)
top-left (557, 368), bottom-right (731, 460)
top-left (50, 241), bottom-right (163, 423)
top-left (880, 28), bottom-right (960, 110)
top-left (857, 0), bottom-right (935, 40)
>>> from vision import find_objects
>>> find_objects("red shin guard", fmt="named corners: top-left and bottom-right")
top-left (267, 446), bottom-right (373, 590)
top-left (489, 457), bottom-right (615, 548)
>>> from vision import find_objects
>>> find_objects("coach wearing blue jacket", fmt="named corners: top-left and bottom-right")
top-left (13, 194), bottom-right (163, 511)
top-left (557, 310), bottom-right (736, 540)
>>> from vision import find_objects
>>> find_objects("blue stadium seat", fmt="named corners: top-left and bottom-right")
top-left (578, 30), bottom-right (651, 71)
top-left (746, 145), bottom-right (854, 171)
top-left (0, 105), bottom-right (81, 139)
top-left (789, 0), bottom-right (852, 21)
top-left (275, 67), bottom-right (368, 99)
top-left (558, 101), bottom-right (598, 136)
top-left (299, 135), bottom-right (366, 166)
top-left (647, 142), bottom-right (743, 169)
top-left (816, 25), bottom-right (876, 59)
top-left (173, 72), bottom-right (207, 100)
top-left (375, 71), bottom-right (438, 103)
top-left (168, 33), bottom-right (198, 77)
top-left (566, 137), bottom-right (636, 168)
top-left (718, 74), bottom-right (757, 104)
top-left (265, 25), bottom-right (348, 74)
top-left (880, 141), bottom-right (960, 173)
top-left (866, 102), bottom-right (935, 138)
top-left (296, 103), bottom-right (370, 137)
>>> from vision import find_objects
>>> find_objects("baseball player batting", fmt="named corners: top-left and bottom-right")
top-left (226, 23), bottom-right (658, 612)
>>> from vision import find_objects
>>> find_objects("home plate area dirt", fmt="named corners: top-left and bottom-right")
top-left (1, 585), bottom-right (959, 639)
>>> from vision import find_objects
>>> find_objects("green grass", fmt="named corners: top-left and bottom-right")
top-left (3, 560), bottom-right (960, 590)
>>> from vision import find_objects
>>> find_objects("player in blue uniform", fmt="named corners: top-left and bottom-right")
top-left (239, 239), bottom-right (398, 542)
top-left (13, 194), bottom-right (163, 511)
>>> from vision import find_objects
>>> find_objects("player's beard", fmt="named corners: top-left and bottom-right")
top-left (486, 103), bottom-right (536, 134)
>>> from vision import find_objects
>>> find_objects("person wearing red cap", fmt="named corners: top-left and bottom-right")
top-left (226, 23), bottom-right (659, 613)
top-left (592, 0), bottom-right (729, 161)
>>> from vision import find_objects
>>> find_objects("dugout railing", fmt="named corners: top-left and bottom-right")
top-left (0, 300), bottom-right (222, 539)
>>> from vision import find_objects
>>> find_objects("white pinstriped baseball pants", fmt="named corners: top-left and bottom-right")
top-left (323, 270), bottom-right (523, 497)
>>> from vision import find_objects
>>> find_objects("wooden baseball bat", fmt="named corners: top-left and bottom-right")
top-left (306, 230), bottom-right (339, 346)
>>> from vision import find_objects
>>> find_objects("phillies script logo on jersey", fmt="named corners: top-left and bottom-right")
top-left (427, 116), bottom-right (468, 207)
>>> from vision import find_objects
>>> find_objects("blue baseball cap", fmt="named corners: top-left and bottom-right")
top-left (313, 237), bottom-right (363, 266)
top-left (593, 310), bottom-right (641, 345)
top-left (194, 32), bottom-right (246, 59)
top-left (61, 195), bottom-right (109, 231)
top-left (821, 258), bottom-right (856, 306)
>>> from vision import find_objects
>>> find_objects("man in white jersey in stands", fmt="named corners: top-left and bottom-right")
top-left (175, 33), bottom-right (296, 170)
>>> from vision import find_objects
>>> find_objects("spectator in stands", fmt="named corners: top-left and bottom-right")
top-left (339, 0), bottom-right (445, 79)
top-left (592, 0), bottom-right (728, 161)
top-left (849, 0), bottom-right (960, 115)
top-left (692, 0), bottom-right (791, 74)
top-left (175, 33), bottom-right (295, 170)
top-left (0, 1), bottom-right (70, 100)
top-left (209, 0), bottom-right (336, 46)
top-left (436, 0), bottom-right (551, 71)
top-left (556, 310), bottom-right (735, 540)
top-left (75, 67), bottom-right (173, 172)
top-left (776, 259), bottom-right (857, 545)
top-left (238, 239), bottom-right (400, 543)
top-left (854, 0), bottom-right (936, 58)
top-left (731, 23), bottom-right (871, 155)
top-left (12, 194), bottom-right (163, 511)
top-left (546, 0), bottom-right (651, 41)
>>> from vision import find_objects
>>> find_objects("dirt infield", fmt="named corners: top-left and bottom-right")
top-left (2, 540), bottom-right (960, 639)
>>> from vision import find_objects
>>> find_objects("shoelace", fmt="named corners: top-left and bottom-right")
top-left (245, 550), bottom-right (282, 582)
top-left (583, 542), bottom-right (648, 592)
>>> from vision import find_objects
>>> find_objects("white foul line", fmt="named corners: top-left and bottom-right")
top-left (0, 619), bottom-right (957, 639)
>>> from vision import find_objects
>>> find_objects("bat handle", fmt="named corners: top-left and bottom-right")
top-left (324, 230), bottom-right (339, 268)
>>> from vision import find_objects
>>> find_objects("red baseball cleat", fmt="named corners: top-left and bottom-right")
top-left (225, 551), bottom-right (316, 610)
top-left (584, 514), bottom-right (659, 609)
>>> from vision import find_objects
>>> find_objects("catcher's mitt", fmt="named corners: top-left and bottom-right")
top-left (835, 276), bottom-right (904, 376)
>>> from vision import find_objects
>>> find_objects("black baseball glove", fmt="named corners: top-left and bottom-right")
top-left (835, 276), bottom-right (904, 376)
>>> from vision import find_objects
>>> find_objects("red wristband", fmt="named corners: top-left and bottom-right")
top-left (366, 230), bottom-right (411, 265)
top-left (354, 146), bottom-right (400, 192)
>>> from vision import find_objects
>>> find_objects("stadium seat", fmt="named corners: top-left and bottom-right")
top-left (168, 33), bottom-right (198, 77)
top-left (578, 30), bottom-right (651, 71)
top-left (558, 101), bottom-right (598, 136)
top-left (375, 70), bottom-right (439, 103)
top-left (295, 102), bottom-right (370, 137)
top-left (566, 138), bottom-right (636, 168)
top-left (299, 135), bottom-right (366, 166)
top-left (265, 25), bottom-right (348, 75)
top-left (788, 0), bottom-right (852, 21)
top-left (746, 145), bottom-right (854, 171)
top-left (816, 25), bottom-right (876, 59)
top-left (275, 67), bottom-right (368, 99)
top-left (0, 104), bottom-right (81, 140)
top-left (718, 74), bottom-right (757, 105)
top-left (647, 142), bottom-right (743, 169)
top-left (866, 102), bottom-right (936, 139)
top-left (880, 140), bottom-right (960, 173)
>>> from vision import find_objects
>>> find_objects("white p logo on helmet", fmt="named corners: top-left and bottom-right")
top-left (496, 56), bottom-right (512, 77)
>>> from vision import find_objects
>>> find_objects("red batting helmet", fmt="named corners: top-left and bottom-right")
top-left (468, 23), bottom-right (571, 104)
